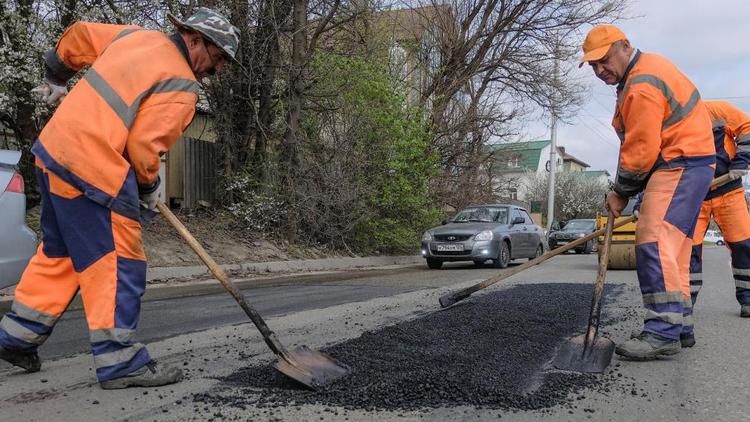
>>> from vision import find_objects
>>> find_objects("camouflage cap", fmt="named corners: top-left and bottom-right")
top-left (168, 7), bottom-right (240, 60)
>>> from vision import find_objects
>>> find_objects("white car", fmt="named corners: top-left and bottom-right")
top-left (0, 150), bottom-right (38, 289)
top-left (704, 230), bottom-right (725, 246)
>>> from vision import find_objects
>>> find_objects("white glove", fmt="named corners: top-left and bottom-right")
top-left (139, 189), bottom-right (161, 211)
top-left (31, 80), bottom-right (68, 105)
top-left (728, 168), bottom-right (749, 181)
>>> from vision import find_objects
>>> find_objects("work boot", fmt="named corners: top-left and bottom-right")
top-left (630, 329), bottom-right (695, 348)
top-left (741, 305), bottom-right (750, 318)
top-left (99, 361), bottom-right (183, 390)
top-left (616, 332), bottom-right (680, 360)
top-left (0, 345), bottom-right (41, 373)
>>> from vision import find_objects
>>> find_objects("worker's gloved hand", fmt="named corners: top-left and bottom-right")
top-left (139, 190), bottom-right (160, 211)
top-left (138, 176), bottom-right (161, 211)
top-left (31, 79), bottom-right (68, 106)
top-left (728, 168), bottom-right (749, 181)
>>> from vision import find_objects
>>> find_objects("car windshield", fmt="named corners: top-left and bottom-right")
top-left (564, 220), bottom-right (595, 230)
top-left (452, 207), bottom-right (509, 223)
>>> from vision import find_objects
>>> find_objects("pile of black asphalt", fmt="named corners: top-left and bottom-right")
top-left (193, 282), bottom-right (627, 413)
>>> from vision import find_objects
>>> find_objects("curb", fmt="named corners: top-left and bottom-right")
top-left (146, 255), bottom-right (422, 281)
top-left (0, 255), bottom-right (423, 314)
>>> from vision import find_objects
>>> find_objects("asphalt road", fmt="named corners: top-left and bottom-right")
top-left (2, 246), bottom-right (747, 422)
top-left (1, 259), bottom-right (512, 362)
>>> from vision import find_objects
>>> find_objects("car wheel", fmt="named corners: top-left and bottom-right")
top-left (584, 240), bottom-right (593, 254)
top-left (716, 240), bottom-right (725, 246)
top-left (426, 258), bottom-right (443, 269)
top-left (492, 241), bottom-right (510, 268)
top-left (531, 244), bottom-right (544, 260)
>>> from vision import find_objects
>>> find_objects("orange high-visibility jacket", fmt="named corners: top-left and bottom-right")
top-left (34, 22), bottom-right (198, 218)
top-left (704, 100), bottom-right (750, 199)
top-left (611, 51), bottom-right (715, 197)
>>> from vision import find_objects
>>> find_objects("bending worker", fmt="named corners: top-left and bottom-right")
top-left (0, 8), bottom-right (240, 389)
top-left (581, 24), bottom-right (715, 360)
top-left (689, 101), bottom-right (750, 318)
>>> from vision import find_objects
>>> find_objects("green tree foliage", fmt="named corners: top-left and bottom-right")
top-left (298, 52), bottom-right (441, 252)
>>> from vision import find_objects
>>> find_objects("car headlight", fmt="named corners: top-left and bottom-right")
top-left (475, 230), bottom-right (493, 241)
top-left (577, 233), bottom-right (586, 238)
top-left (422, 231), bottom-right (432, 241)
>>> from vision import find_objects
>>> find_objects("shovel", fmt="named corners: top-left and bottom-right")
top-left (156, 202), bottom-right (349, 389)
top-left (438, 215), bottom-right (636, 308)
top-left (551, 213), bottom-right (616, 373)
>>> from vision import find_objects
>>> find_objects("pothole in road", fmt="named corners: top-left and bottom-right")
top-left (194, 283), bottom-right (628, 413)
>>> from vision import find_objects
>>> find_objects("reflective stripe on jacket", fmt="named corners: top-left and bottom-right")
top-left (704, 100), bottom-right (750, 199)
top-left (611, 51), bottom-right (715, 197)
top-left (36, 22), bottom-right (198, 218)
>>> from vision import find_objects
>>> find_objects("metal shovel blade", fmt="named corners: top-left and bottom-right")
top-left (552, 334), bottom-right (615, 373)
top-left (272, 345), bottom-right (350, 390)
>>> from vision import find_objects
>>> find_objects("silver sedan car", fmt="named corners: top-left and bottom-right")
top-left (0, 150), bottom-right (37, 289)
top-left (421, 204), bottom-right (545, 269)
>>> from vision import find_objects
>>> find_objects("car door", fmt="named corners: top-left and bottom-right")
top-left (508, 208), bottom-right (528, 257)
top-left (521, 209), bottom-right (542, 255)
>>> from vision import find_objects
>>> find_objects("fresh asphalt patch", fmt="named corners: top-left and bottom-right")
top-left (193, 283), bottom-right (629, 415)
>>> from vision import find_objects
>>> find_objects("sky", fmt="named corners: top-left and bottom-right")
top-left (526, 0), bottom-right (750, 176)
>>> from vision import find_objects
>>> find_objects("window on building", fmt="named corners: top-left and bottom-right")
top-left (509, 188), bottom-right (518, 200)
top-left (507, 157), bottom-right (520, 168)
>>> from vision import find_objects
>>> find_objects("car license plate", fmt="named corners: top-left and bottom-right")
top-left (437, 243), bottom-right (464, 252)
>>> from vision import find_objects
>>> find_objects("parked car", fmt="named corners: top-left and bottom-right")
top-left (548, 218), bottom-right (598, 254)
top-left (0, 150), bottom-right (37, 289)
top-left (421, 204), bottom-right (545, 269)
top-left (704, 230), bottom-right (725, 246)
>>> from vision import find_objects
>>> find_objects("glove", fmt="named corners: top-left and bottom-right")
top-left (728, 168), bottom-right (749, 181)
top-left (31, 79), bottom-right (68, 105)
top-left (139, 189), bottom-right (161, 211)
top-left (138, 176), bottom-right (161, 211)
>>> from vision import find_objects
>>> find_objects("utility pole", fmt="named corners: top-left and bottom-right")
top-left (546, 55), bottom-right (559, 234)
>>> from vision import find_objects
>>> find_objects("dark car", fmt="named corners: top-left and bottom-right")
top-left (0, 150), bottom-right (38, 289)
top-left (421, 204), bottom-right (545, 269)
top-left (548, 218), bottom-right (597, 254)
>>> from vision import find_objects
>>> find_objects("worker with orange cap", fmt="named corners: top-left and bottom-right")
top-left (581, 25), bottom-right (715, 360)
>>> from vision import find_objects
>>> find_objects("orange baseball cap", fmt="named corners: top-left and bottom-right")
top-left (578, 24), bottom-right (627, 67)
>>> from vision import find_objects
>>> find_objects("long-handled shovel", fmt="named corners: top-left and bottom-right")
top-left (156, 202), bottom-right (349, 389)
top-left (551, 213), bottom-right (616, 373)
top-left (438, 215), bottom-right (636, 308)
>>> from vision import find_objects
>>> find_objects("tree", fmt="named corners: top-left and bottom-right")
top-left (523, 171), bottom-right (609, 222)
top-left (404, 0), bottom-right (627, 209)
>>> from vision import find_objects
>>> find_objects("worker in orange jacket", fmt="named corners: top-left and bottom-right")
top-left (0, 8), bottom-right (240, 389)
top-left (689, 101), bottom-right (750, 318)
top-left (581, 25), bottom-right (715, 360)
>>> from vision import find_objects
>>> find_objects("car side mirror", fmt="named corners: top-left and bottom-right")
top-left (512, 216), bottom-right (524, 225)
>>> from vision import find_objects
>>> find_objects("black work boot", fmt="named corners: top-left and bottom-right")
top-left (741, 305), bottom-right (750, 318)
top-left (99, 361), bottom-right (183, 390)
top-left (0, 345), bottom-right (42, 373)
top-left (616, 332), bottom-right (680, 360)
top-left (630, 329), bottom-right (695, 348)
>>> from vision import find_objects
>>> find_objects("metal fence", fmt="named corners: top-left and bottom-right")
top-left (179, 137), bottom-right (218, 209)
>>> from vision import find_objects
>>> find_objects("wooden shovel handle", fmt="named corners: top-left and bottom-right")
top-left (155, 202), bottom-right (288, 356)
